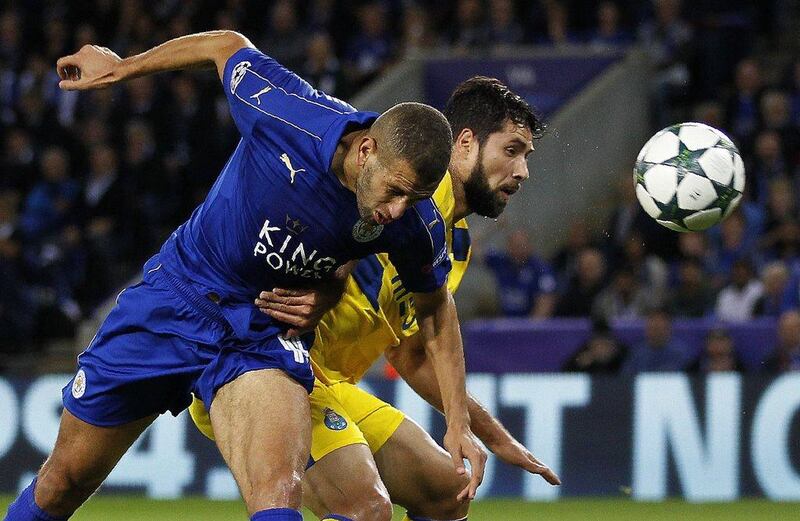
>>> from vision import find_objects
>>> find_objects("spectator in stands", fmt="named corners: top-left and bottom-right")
top-left (307, 0), bottom-right (337, 33)
top-left (487, 0), bottom-right (524, 52)
top-left (553, 218), bottom-right (593, 281)
top-left (401, 3), bottom-right (438, 55)
top-left (763, 309), bottom-right (800, 371)
top-left (78, 86), bottom-right (120, 131)
top-left (638, 0), bottom-right (694, 128)
top-left (260, 0), bottom-right (307, 71)
top-left (78, 144), bottom-right (130, 308)
top-left (788, 58), bottom-right (800, 127)
top-left (0, 192), bottom-right (36, 352)
top-left (17, 88), bottom-right (70, 146)
top-left (345, 1), bottom-right (394, 90)
top-left (592, 266), bottom-right (652, 321)
top-left (0, 9), bottom-right (23, 71)
top-left (603, 177), bottom-right (649, 262)
top-left (715, 258), bottom-right (764, 322)
top-left (165, 76), bottom-right (203, 169)
top-left (303, 32), bottom-right (348, 99)
top-left (450, 0), bottom-right (488, 52)
top-left (692, 100), bottom-right (725, 130)
top-left (538, 1), bottom-right (579, 47)
top-left (708, 211), bottom-right (759, 286)
top-left (589, 1), bottom-right (633, 50)
top-left (666, 258), bottom-right (715, 317)
top-left (754, 261), bottom-right (798, 316)
top-left (619, 232), bottom-right (669, 304)
top-left (122, 119), bottom-right (172, 253)
top-left (18, 146), bottom-right (79, 241)
top-left (484, 228), bottom-right (557, 318)
top-left (724, 58), bottom-right (764, 152)
top-left (1, 128), bottom-right (36, 193)
top-left (688, 329), bottom-right (743, 373)
top-left (123, 76), bottom-right (161, 124)
top-left (672, 232), bottom-right (713, 278)
top-left (747, 130), bottom-right (788, 206)
top-left (556, 247), bottom-right (607, 317)
top-left (760, 89), bottom-right (800, 166)
top-left (759, 177), bottom-right (800, 261)
top-left (563, 318), bottom-right (627, 373)
top-left (622, 307), bottom-right (691, 373)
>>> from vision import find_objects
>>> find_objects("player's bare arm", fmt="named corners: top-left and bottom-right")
top-left (385, 335), bottom-right (561, 486)
top-left (412, 285), bottom-right (486, 501)
top-left (56, 30), bottom-right (253, 90)
top-left (256, 261), bottom-right (356, 337)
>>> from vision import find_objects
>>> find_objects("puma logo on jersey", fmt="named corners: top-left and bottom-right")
top-left (427, 217), bottom-right (439, 230)
top-left (250, 85), bottom-right (273, 105)
top-left (280, 153), bottom-right (306, 184)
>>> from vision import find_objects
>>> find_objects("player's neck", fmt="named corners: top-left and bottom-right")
top-left (449, 161), bottom-right (471, 221)
top-left (332, 128), bottom-right (369, 192)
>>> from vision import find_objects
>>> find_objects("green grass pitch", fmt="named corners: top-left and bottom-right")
top-left (2, 496), bottom-right (798, 520)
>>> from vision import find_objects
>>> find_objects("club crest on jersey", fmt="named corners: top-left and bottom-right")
top-left (71, 369), bottom-right (86, 399)
top-left (285, 215), bottom-right (308, 235)
top-left (352, 220), bottom-right (383, 243)
top-left (323, 408), bottom-right (348, 431)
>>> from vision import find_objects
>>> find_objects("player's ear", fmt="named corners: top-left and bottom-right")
top-left (455, 128), bottom-right (476, 157)
top-left (357, 136), bottom-right (376, 167)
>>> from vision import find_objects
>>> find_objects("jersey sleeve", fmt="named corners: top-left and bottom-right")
top-left (387, 199), bottom-right (451, 294)
top-left (221, 47), bottom-right (358, 161)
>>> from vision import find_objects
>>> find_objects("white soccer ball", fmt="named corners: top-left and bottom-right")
top-left (634, 122), bottom-right (745, 232)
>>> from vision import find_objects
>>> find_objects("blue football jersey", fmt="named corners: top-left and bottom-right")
top-left (157, 47), bottom-right (450, 339)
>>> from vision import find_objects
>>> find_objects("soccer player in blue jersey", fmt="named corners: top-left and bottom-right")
top-left (4, 31), bottom-right (485, 521)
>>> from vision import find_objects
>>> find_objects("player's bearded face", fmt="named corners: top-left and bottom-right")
top-left (464, 124), bottom-right (533, 218)
top-left (464, 146), bottom-right (508, 218)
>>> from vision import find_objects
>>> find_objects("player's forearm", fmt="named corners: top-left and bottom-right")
top-left (414, 289), bottom-right (470, 428)
top-left (389, 338), bottom-right (514, 449)
top-left (117, 31), bottom-right (253, 82)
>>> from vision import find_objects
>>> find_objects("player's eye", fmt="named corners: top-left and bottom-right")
top-left (506, 147), bottom-right (517, 156)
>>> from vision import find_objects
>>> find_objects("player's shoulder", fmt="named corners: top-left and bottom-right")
top-left (224, 46), bottom-right (357, 115)
top-left (432, 171), bottom-right (456, 228)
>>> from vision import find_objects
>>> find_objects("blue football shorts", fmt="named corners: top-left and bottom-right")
top-left (61, 256), bottom-right (315, 427)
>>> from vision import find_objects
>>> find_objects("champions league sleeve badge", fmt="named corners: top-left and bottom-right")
top-left (352, 220), bottom-right (384, 243)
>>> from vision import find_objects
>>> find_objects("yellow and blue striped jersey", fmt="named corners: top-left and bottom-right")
top-left (311, 172), bottom-right (471, 384)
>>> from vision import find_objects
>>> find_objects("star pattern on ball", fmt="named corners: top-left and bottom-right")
top-left (633, 122), bottom-right (744, 232)
top-left (661, 141), bottom-right (708, 182)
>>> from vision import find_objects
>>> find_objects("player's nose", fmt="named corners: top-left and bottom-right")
top-left (513, 159), bottom-right (530, 181)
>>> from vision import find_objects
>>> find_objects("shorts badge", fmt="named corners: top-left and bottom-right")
top-left (352, 220), bottom-right (383, 243)
top-left (72, 369), bottom-right (86, 399)
top-left (323, 407), bottom-right (348, 431)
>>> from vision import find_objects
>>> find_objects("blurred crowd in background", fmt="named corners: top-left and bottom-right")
top-left (0, 0), bottom-right (799, 373)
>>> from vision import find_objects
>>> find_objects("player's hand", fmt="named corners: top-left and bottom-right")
top-left (57, 45), bottom-right (123, 90)
top-left (443, 425), bottom-right (487, 501)
top-left (488, 436), bottom-right (561, 485)
top-left (255, 286), bottom-right (340, 337)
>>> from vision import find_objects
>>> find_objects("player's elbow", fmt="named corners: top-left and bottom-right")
top-left (212, 30), bottom-right (254, 74)
top-left (218, 31), bottom-right (252, 53)
top-left (413, 285), bottom-right (450, 319)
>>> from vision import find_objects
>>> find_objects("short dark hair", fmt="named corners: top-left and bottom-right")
top-left (444, 76), bottom-right (544, 144)
top-left (371, 102), bottom-right (453, 186)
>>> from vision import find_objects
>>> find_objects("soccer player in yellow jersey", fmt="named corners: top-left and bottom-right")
top-left (191, 77), bottom-right (560, 521)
